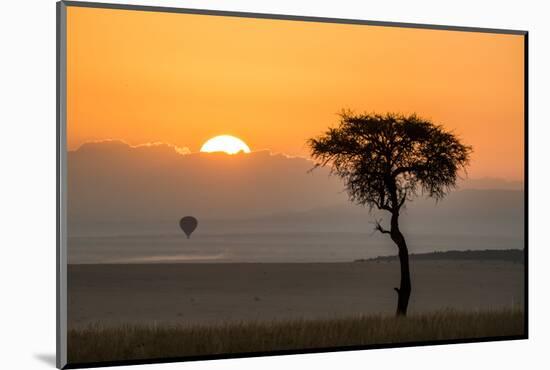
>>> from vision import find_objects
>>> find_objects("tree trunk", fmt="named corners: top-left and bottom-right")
top-left (390, 212), bottom-right (411, 316)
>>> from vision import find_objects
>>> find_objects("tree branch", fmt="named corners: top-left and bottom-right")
top-left (398, 194), bottom-right (407, 208)
top-left (374, 219), bottom-right (391, 235)
top-left (392, 166), bottom-right (421, 178)
top-left (377, 203), bottom-right (393, 212)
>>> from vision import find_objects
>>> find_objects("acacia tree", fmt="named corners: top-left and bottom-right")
top-left (308, 112), bottom-right (472, 316)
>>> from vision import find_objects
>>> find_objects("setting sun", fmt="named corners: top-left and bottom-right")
top-left (200, 135), bottom-right (251, 154)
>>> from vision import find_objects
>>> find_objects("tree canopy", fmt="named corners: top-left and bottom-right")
top-left (308, 111), bottom-right (472, 213)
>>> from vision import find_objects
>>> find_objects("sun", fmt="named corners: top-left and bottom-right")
top-left (200, 135), bottom-right (251, 155)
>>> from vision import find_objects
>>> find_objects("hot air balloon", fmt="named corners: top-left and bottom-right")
top-left (179, 216), bottom-right (198, 239)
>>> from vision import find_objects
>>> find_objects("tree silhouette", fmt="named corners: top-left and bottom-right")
top-left (308, 111), bottom-right (472, 316)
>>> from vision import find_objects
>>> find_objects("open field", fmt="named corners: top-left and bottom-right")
top-left (68, 308), bottom-right (524, 364)
top-left (68, 260), bottom-right (524, 328)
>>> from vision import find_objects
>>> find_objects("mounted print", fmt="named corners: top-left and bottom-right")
top-left (56, 1), bottom-right (528, 368)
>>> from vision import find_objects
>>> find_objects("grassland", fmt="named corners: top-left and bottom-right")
top-left (68, 308), bottom-right (524, 364)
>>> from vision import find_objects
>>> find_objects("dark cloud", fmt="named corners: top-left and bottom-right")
top-left (68, 140), bottom-right (524, 238)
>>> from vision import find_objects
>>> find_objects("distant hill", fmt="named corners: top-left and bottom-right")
top-left (356, 249), bottom-right (524, 264)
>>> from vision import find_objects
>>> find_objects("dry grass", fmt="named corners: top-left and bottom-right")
top-left (68, 308), bottom-right (524, 364)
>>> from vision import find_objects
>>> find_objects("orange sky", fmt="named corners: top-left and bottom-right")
top-left (66, 6), bottom-right (525, 180)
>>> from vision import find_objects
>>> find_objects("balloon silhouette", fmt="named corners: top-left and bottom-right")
top-left (179, 216), bottom-right (198, 239)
